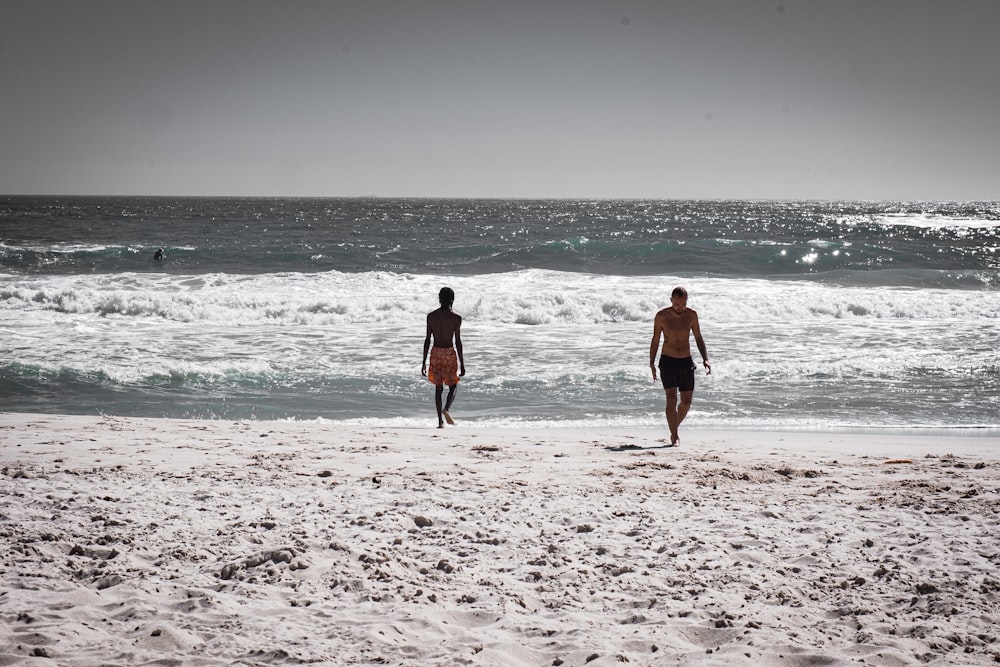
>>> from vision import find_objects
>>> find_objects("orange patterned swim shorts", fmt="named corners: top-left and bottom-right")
top-left (427, 347), bottom-right (460, 386)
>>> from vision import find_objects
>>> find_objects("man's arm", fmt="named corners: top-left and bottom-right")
top-left (454, 317), bottom-right (465, 376)
top-left (691, 314), bottom-right (711, 375)
top-left (649, 315), bottom-right (662, 380)
top-left (421, 316), bottom-right (432, 376)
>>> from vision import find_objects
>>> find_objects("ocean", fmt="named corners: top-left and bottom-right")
top-left (2, 196), bottom-right (998, 432)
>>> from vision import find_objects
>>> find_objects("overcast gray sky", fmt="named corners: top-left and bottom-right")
top-left (2, 1), bottom-right (998, 199)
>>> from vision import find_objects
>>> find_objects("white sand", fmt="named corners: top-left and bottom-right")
top-left (1, 413), bottom-right (998, 666)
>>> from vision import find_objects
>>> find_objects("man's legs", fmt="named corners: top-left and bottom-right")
top-left (664, 387), bottom-right (679, 445)
top-left (443, 384), bottom-right (457, 425)
top-left (434, 384), bottom-right (445, 428)
top-left (664, 388), bottom-right (694, 445)
top-left (677, 390), bottom-right (693, 436)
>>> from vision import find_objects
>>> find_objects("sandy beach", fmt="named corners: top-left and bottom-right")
top-left (1, 413), bottom-right (997, 666)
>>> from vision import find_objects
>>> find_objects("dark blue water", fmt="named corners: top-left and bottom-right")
top-left (2, 197), bottom-right (997, 282)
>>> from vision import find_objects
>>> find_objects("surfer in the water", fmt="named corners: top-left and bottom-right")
top-left (154, 247), bottom-right (164, 261)
top-left (649, 286), bottom-right (711, 446)
top-left (421, 287), bottom-right (466, 428)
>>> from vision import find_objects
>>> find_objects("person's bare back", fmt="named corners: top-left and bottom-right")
top-left (427, 307), bottom-right (462, 349)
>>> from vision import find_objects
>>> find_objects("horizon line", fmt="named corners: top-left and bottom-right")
top-left (3, 193), bottom-right (997, 204)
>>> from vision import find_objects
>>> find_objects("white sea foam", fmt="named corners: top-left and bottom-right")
top-left (3, 268), bottom-right (998, 427)
top-left (3, 269), bottom-right (998, 327)
top-left (868, 213), bottom-right (1000, 229)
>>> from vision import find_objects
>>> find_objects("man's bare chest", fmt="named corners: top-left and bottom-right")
top-left (664, 312), bottom-right (694, 333)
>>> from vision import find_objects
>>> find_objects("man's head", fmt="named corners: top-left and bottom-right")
top-left (439, 287), bottom-right (455, 307)
top-left (670, 286), bottom-right (688, 309)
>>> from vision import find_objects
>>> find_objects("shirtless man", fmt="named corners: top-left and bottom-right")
top-left (422, 287), bottom-right (466, 428)
top-left (649, 286), bottom-right (711, 446)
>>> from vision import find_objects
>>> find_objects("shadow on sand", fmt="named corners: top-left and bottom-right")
top-left (605, 442), bottom-right (676, 452)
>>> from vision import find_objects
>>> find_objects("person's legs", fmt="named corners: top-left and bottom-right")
top-left (434, 384), bottom-right (445, 428)
top-left (429, 348), bottom-right (459, 427)
top-left (676, 390), bottom-right (694, 435)
top-left (659, 355), bottom-right (681, 445)
top-left (664, 387), bottom-right (679, 445)
top-left (443, 383), bottom-right (457, 425)
top-left (673, 359), bottom-right (696, 444)
top-left (666, 357), bottom-right (696, 446)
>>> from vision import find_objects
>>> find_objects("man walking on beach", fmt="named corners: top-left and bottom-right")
top-left (650, 286), bottom-right (711, 446)
top-left (422, 287), bottom-right (466, 428)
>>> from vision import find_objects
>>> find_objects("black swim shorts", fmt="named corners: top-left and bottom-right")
top-left (658, 355), bottom-right (696, 392)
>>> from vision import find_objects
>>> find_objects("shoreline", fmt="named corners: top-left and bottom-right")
top-left (3, 410), bottom-right (998, 437)
top-left (2, 412), bottom-right (998, 665)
